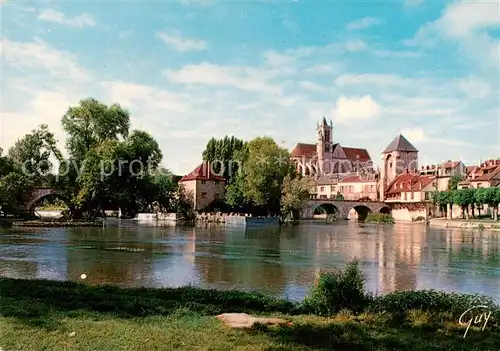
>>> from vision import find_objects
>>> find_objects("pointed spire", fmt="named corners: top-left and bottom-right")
top-left (321, 116), bottom-right (328, 126)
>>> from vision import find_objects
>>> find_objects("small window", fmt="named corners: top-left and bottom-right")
top-left (215, 180), bottom-right (219, 185)
top-left (425, 192), bottom-right (430, 200)
top-left (340, 186), bottom-right (344, 192)
top-left (411, 192), bottom-right (414, 199)
top-left (200, 192), bottom-right (207, 198)
top-left (201, 180), bottom-right (206, 185)
top-left (214, 193), bottom-right (219, 199)
top-left (320, 186), bottom-right (325, 191)
top-left (477, 183), bottom-right (482, 188)
top-left (404, 193), bottom-right (407, 200)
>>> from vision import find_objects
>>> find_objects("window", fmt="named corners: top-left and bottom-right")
top-left (425, 192), bottom-right (430, 200)
top-left (340, 186), bottom-right (344, 192)
top-left (477, 183), bottom-right (482, 188)
top-left (411, 192), bottom-right (414, 200)
top-left (215, 180), bottom-right (219, 185)
top-left (320, 186), bottom-right (325, 191)
top-left (201, 180), bottom-right (206, 185)
top-left (200, 192), bottom-right (207, 198)
top-left (214, 193), bottom-right (219, 200)
top-left (371, 185), bottom-right (375, 192)
top-left (404, 193), bottom-right (407, 200)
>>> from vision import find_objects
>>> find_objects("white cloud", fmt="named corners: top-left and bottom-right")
top-left (335, 73), bottom-right (408, 87)
top-left (347, 17), bottom-right (381, 30)
top-left (38, 8), bottom-right (95, 28)
top-left (298, 81), bottom-right (324, 92)
top-left (401, 127), bottom-right (426, 142)
top-left (331, 95), bottom-right (381, 124)
top-left (164, 62), bottom-right (285, 94)
top-left (303, 64), bottom-right (343, 75)
top-left (456, 77), bottom-right (491, 99)
top-left (345, 39), bottom-right (367, 52)
top-left (156, 31), bottom-right (207, 52)
top-left (1, 37), bottom-right (90, 81)
top-left (404, 1), bottom-right (500, 67)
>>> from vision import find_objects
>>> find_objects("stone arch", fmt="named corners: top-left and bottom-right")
top-left (313, 203), bottom-right (339, 216)
top-left (379, 206), bottom-right (392, 215)
top-left (27, 189), bottom-right (71, 214)
top-left (348, 205), bottom-right (372, 222)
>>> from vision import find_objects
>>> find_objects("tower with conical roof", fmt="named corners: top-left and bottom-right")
top-left (316, 117), bottom-right (333, 175)
top-left (379, 134), bottom-right (419, 201)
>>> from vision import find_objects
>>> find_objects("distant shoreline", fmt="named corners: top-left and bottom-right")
top-left (429, 218), bottom-right (500, 231)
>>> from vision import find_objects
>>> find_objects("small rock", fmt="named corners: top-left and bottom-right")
top-left (216, 313), bottom-right (288, 328)
top-left (69, 332), bottom-right (76, 337)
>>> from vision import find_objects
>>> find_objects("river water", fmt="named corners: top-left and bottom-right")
top-left (1, 221), bottom-right (499, 302)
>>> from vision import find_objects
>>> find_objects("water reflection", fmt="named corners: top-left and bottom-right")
top-left (0, 222), bottom-right (499, 302)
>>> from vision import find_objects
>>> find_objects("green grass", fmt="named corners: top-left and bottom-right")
top-left (1, 264), bottom-right (499, 350)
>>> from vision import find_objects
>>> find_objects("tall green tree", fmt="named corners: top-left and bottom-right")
top-left (8, 125), bottom-right (60, 184)
top-left (239, 137), bottom-right (294, 216)
top-left (452, 188), bottom-right (475, 219)
top-left (202, 136), bottom-right (245, 183)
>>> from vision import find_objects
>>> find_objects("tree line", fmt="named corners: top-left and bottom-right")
top-left (432, 187), bottom-right (500, 221)
top-left (0, 98), bottom-right (192, 220)
top-left (1, 98), bottom-right (313, 221)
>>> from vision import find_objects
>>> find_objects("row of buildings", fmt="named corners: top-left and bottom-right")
top-left (291, 118), bottom-right (500, 204)
top-left (177, 118), bottom-right (500, 212)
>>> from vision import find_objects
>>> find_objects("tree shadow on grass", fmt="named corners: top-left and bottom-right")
top-left (0, 278), bottom-right (297, 330)
top-left (248, 316), bottom-right (500, 351)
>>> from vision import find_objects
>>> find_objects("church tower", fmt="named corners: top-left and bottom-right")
top-left (316, 117), bottom-right (333, 175)
top-left (379, 134), bottom-right (419, 201)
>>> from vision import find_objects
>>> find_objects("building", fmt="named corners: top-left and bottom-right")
top-left (337, 175), bottom-right (378, 201)
top-left (419, 160), bottom-right (467, 191)
top-left (383, 171), bottom-right (436, 203)
top-left (458, 159), bottom-right (500, 189)
top-left (379, 134), bottom-right (419, 201)
top-left (179, 161), bottom-right (226, 211)
top-left (291, 117), bottom-right (373, 177)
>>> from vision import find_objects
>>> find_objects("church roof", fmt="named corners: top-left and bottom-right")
top-left (383, 134), bottom-right (418, 154)
top-left (179, 161), bottom-right (226, 182)
top-left (342, 147), bottom-right (371, 162)
top-left (291, 143), bottom-right (316, 158)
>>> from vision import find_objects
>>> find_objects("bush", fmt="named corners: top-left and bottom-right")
top-left (366, 213), bottom-right (395, 223)
top-left (301, 260), bottom-right (370, 316)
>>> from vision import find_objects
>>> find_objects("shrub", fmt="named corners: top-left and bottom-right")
top-left (366, 213), bottom-right (395, 223)
top-left (301, 260), bottom-right (370, 316)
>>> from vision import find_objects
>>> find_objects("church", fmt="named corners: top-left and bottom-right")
top-left (290, 118), bottom-right (374, 177)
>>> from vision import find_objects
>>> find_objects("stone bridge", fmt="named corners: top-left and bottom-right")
top-left (301, 199), bottom-right (391, 220)
top-left (25, 188), bottom-right (59, 211)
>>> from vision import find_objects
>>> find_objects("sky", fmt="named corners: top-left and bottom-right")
top-left (1, 0), bottom-right (499, 175)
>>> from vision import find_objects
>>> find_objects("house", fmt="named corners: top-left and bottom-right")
top-left (384, 171), bottom-right (436, 203)
top-left (419, 160), bottom-right (467, 191)
top-left (338, 175), bottom-right (378, 201)
top-left (315, 176), bottom-right (336, 199)
top-left (179, 161), bottom-right (226, 211)
top-left (458, 159), bottom-right (500, 189)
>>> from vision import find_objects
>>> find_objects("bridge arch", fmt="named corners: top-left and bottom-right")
top-left (379, 206), bottom-right (392, 215)
top-left (312, 203), bottom-right (339, 216)
top-left (348, 205), bottom-right (372, 221)
top-left (26, 188), bottom-right (71, 214)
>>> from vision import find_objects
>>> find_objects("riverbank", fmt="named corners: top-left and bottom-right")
top-left (1, 267), bottom-right (499, 350)
top-left (429, 218), bottom-right (500, 231)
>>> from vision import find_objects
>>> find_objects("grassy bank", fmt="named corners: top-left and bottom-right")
top-left (1, 262), bottom-right (499, 350)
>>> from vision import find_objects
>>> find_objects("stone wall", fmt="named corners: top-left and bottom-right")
top-left (196, 212), bottom-right (279, 227)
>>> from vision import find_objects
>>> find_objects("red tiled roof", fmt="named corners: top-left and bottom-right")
top-left (339, 175), bottom-right (375, 183)
top-left (385, 172), bottom-right (435, 194)
top-left (441, 161), bottom-right (460, 169)
top-left (179, 162), bottom-right (226, 182)
top-left (342, 147), bottom-right (371, 162)
top-left (471, 165), bottom-right (500, 182)
top-left (291, 143), bottom-right (316, 158)
top-left (466, 166), bottom-right (479, 175)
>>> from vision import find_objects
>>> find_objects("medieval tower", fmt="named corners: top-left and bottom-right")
top-left (379, 134), bottom-right (419, 201)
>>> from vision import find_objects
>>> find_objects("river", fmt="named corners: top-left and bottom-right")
top-left (1, 221), bottom-right (499, 302)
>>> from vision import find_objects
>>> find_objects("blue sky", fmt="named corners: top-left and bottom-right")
top-left (1, 0), bottom-right (499, 174)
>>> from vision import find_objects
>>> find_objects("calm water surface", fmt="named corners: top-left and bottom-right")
top-left (1, 221), bottom-right (499, 302)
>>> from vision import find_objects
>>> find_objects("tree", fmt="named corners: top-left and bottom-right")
top-left (224, 172), bottom-right (248, 210)
top-left (240, 137), bottom-right (294, 216)
top-left (482, 187), bottom-right (500, 221)
top-left (202, 136), bottom-right (246, 184)
top-left (7, 125), bottom-right (59, 184)
top-left (452, 188), bottom-right (475, 219)
top-left (448, 174), bottom-right (464, 190)
top-left (62, 98), bottom-right (130, 162)
top-left (281, 174), bottom-right (313, 221)
top-left (0, 173), bottom-right (34, 215)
